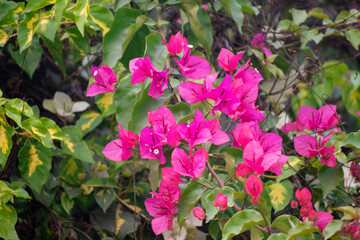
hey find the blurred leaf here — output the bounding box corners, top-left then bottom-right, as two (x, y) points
(24, 0), (55, 12)
(0, 29), (8, 47)
(148, 158), (160, 192)
(343, 85), (360, 117)
(318, 166), (343, 197)
(287, 221), (318, 240)
(144, 33), (168, 70)
(277, 156), (303, 182)
(166, 102), (192, 123)
(209, 220), (221, 240)
(335, 206), (359, 220)
(85, 178), (117, 188)
(8, 37), (43, 78)
(18, 142), (52, 193)
(37, 15), (57, 42)
(54, 0), (68, 24)
(308, 8), (329, 19)
(0, 204), (18, 240)
(222, 210), (264, 240)
(341, 132), (360, 148)
(94, 188), (116, 213)
(266, 181), (293, 213)
(292, 8), (307, 25)
(103, 8), (145, 67)
(60, 157), (83, 185)
(345, 29), (360, 51)
(0, 123), (14, 168)
(268, 233), (287, 240)
(177, 180), (207, 228)
(322, 220), (343, 240)
(42, 35), (65, 73)
(61, 192), (74, 215)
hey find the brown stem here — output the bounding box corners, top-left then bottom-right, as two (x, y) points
(257, 203), (271, 235)
(206, 161), (225, 189)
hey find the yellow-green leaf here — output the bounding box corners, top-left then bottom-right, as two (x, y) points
(75, 111), (102, 135)
(266, 180), (293, 213)
(22, 118), (55, 149)
(17, 12), (39, 53)
(0, 123), (14, 168)
(95, 92), (116, 117)
(74, 0), (90, 36)
(18, 142), (52, 192)
(89, 4), (113, 36)
(0, 29), (8, 47)
(24, 0), (56, 12)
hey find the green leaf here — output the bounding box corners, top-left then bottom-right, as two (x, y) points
(268, 233), (287, 240)
(60, 157), (83, 185)
(205, 187), (235, 222)
(178, 0), (212, 54)
(177, 180), (207, 228)
(130, 88), (171, 133)
(17, 12), (39, 53)
(222, 210), (264, 240)
(65, 26), (90, 61)
(24, 0), (55, 12)
(37, 16), (57, 42)
(322, 220), (343, 240)
(292, 8), (307, 25)
(0, 203), (18, 240)
(148, 158), (160, 192)
(103, 8), (145, 67)
(95, 92), (116, 117)
(54, 0), (69, 24)
(277, 156), (303, 182)
(343, 85), (360, 117)
(8, 37), (43, 78)
(144, 33), (168, 70)
(89, 4), (114, 36)
(308, 8), (329, 19)
(75, 111), (102, 135)
(218, 0), (244, 33)
(341, 132), (360, 148)
(61, 192), (74, 215)
(22, 118), (55, 149)
(271, 215), (299, 233)
(345, 29), (360, 51)
(287, 221), (319, 240)
(18, 142), (52, 193)
(42, 35), (65, 73)
(266, 180), (293, 213)
(166, 102), (192, 122)
(318, 165), (343, 197)
(73, 0), (89, 36)
(114, 74), (142, 129)
(95, 188), (116, 213)
(39, 117), (65, 141)
(350, 71), (360, 90)
(220, 151), (236, 176)
(0, 123), (14, 168)
(61, 126), (94, 163)
(85, 178), (117, 188)
(0, 29), (8, 47)
(209, 220), (221, 240)
(335, 206), (359, 220)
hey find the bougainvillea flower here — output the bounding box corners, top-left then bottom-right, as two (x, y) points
(160, 31), (185, 56)
(171, 148), (208, 178)
(139, 126), (166, 164)
(350, 161), (360, 179)
(157, 179), (181, 203)
(229, 102), (266, 122)
(207, 119), (230, 145)
(212, 192), (227, 210)
(161, 167), (184, 184)
(295, 188), (312, 207)
(193, 207), (206, 220)
(250, 33), (272, 57)
(102, 123), (139, 161)
(315, 211), (334, 231)
(129, 57), (169, 98)
(290, 200), (298, 209)
(281, 105), (339, 133)
(174, 40), (212, 79)
(234, 59), (263, 86)
(177, 109), (212, 148)
(245, 174), (263, 204)
(144, 197), (177, 235)
(178, 72), (218, 104)
(294, 134), (337, 167)
(148, 106), (181, 146)
(217, 48), (244, 73)
(230, 121), (262, 149)
(86, 65), (117, 96)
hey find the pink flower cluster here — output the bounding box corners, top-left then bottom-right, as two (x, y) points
(291, 188), (333, 231)
(231, 121), (288, 177)
(282, 105), (340, 167)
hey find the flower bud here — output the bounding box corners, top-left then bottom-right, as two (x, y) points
(193, 207), (206, 220)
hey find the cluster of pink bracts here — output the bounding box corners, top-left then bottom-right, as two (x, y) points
(86, 31), (341, 235)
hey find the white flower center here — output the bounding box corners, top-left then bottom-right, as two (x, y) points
(154, 149), (159, 155)
(188, 44), (193, 48)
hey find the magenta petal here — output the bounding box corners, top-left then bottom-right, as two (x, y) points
(178, 81), (204, 104)
(296, 106), (318, 131)
(245, 174), (263, 204)
(191, 148), (208, 178)
(182, 56), (212, 79)
(243, 140), (264, 165)
(281, 122), (301, 133)
(86, 82), (112, 96)
(316, 211), (333, 231)
(236, 163), (254, 178)
(261, 133), (282, 154)
(294, 135), (319, 158)
(171, 148), (192, 177)
(217, 48), (234, 72)
(151, 215), (168, 235)
(102, 139), (132, 161)
(319, 146), (337, 167)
